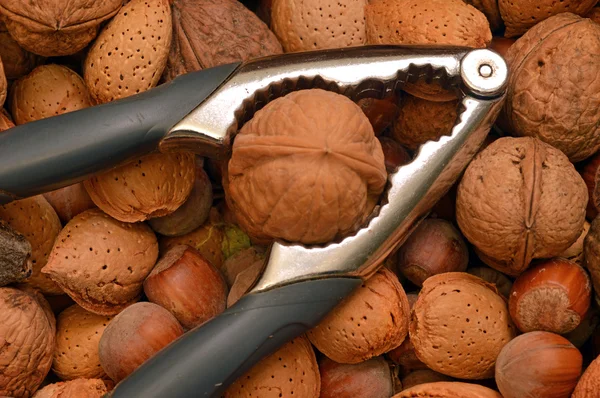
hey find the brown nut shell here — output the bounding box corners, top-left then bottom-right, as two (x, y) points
(409, 272), (516, 379)
(456, 136), (588, 276)
(587, 7), (600, 23)
(400, 370), (453, 391)
(572, 354), (600, 397)
(0, 57), (5, 108)
(499, 0), (596, 38)
(32, 378), (108, 398)
(0, 196), (63, 295)
(559, 220), (590, 264)
(0, 23), (43, 80)
(226, 88), (386, 245)
(0, 287), (56, 398)
(271, 0), (366, 52)
(465, 0), (503, 32)
(394, 381), (502, 398)
(224, 335), (320, 398)
(583, 216), (600, 306)
(164, 0), (282, 81)
(42, 209), (159, 315)
(43, 183), (96, 224)
(84, 152), (196, 223)
(83, 0), (172, 104)
(466, 267), (512, 298)
(10, 64), (91, 125)
(0, 1), (122, 57)
(307, 268), (410, 364)
(501, 13), (600, 162)
(53, 305), (113, 380)
(0, 109), (14, 131)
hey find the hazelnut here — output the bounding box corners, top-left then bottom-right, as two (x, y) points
(319, 356), (400, 398)
(495, 331), (582, 398)
(307, 268), (410, 364)
(509, 258), (591, 334)
(400, 370), (453, 390)
(225, 335), (320, 397)
(271, 0), (366, 52)
(378, 137), (411, 174)
(32, 378), (109, 398)
(358, 97), (400, 136)
(394, 381), (502, 398)
(225, 88), (386, 245)
(572, 353), (600, 397)
(53, 305), (113, 380)
(144, 245), (228, 329)
(84, 152), (196, 223)
(501, 13), (600, 162)
(42, 209), (159, 315)
(467, 267), (513, 299)
(43, 183), (96, 224)
(456, 136), (588, 276)
(397, 218), (469, 287)
(409, 272), (516, 379)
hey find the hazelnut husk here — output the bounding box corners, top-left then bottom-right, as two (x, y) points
(409, 272), (516, 379)
(397, 218), (469, 287)
(456, 136), (588, 276)
(99, 302), (183, 383)
(43, 183), (96, 224)
(307, 268), (410, 364)
(394, 382), (502, 398)
(143, 245), (228, 329)
(378, 137), (411, 174)
(32, 378), (109, 398)
(572, 353), (600, 397)
(495, 331), (582, 398)
(509, 258), (591, 334)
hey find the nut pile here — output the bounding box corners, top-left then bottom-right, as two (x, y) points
(1, 0), (600, 397)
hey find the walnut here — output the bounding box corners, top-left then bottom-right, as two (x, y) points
(225, 88), (387, 245)
(501, 13), (600, 162)
(456, 137), (588, 276)
(0, 22), (44, 80)
(0, 0), (122, 57)
(499, 0), (596, 38)
(164, 0), (282, 81)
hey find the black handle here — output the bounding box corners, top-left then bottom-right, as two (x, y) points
(0, 62), (240, 203)
(108, 277), (362, 398)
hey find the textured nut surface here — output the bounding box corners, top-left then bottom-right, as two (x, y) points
(499, 0), (596, 37)
(465, 0), (503, 31)
(0, 0), (122, 56)
(83, 0), (172, 104)
(43, 183), (96, 224)
(394, 381), (502, 398)
(10, 64), (91, 125)
(0, 220), (32, 288)
(587, 7), (600, 23)
(409, 273), (516, 379)
(392, 95), (458, 150)
(84, 152), (196, 223)
(502, 13), (600, 162)
(42, 209), (159, 315)
(164, 0), (282, 81)
(0, 110), (14, 131)
(307, 268), (410, 364)
(572, 354), (600, 397)
(0, 23), (44, 80)
(456, 137), (588, 276)
(583, 216), (600, 304)
(53, 305), (113, 380)
(226, 89), (386, 245)
(225, 335), (320, 398)
(32, 378), (108, 398)
(0, 196), (62, 295)
(0, 287), (55, 398)
(271, 0), (366, 52)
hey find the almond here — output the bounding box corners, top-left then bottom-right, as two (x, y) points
(83, 0), (172, 104)
(32, 378), (109, 398)
(43, 183), (97, 224)
(10, 64), (92, 125)
(394, 381), (502, 398)
(42, 209), (159, 315)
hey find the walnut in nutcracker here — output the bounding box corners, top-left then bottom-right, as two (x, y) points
(164, 0), (282, 81)
(42, 209), (159, 315)
(226, 88), (386, 245)
(456, 137), (588, 276)
(501, 13), (600, 162)
(0, 0), (122, 57)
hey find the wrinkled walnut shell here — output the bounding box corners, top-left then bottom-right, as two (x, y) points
(0, 22), (44, 80)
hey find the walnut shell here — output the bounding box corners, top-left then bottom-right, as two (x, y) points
(394, 382), (502, 398)
(392, 94), (458, 150)
(0, 23), (44, 80)
(42, 209), (159, 315)
(501, 13), (600, 162)
(271, 0), (366, 52)
(83, 0), (172, 104)
(32, 378), (108, 398)
(53, 305), (113, 380)
(465, 0), (503, 32)
(0, 196), (63, 295)
(499, 0), (596, 37)
(84, 152), (196, 223)
(226, 89), (386, 245)
(0, 287), (55, 398)
(583, 216), (600, 305)
(10, 64), (91, 125)
(409, 273), (516, 379)
(0, 0), (122, 57)
(572, 354), (600, 397)
(164, 0), (282, 81)
(225, 335), (320, 397)
(456, 137), (588, 276)
(307, 268), (410, 364)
